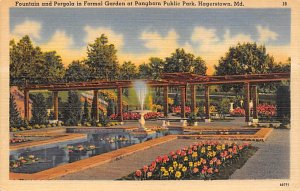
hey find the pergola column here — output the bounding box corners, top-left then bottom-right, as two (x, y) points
(244, 82), (251, 123)
(24, 89), (29, 121)
(53, 91), (59, 121)
(204, 85), (211, 123)
(117, 87), (123, 122)
(92, 90), (99, 121)
(163, 86), (169, 117)
(251, 85), (258, 123)
(190, 85), (196, 114)
(180, 86), (186, 118)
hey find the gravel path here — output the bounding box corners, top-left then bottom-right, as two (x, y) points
(231, 129), (290, 179)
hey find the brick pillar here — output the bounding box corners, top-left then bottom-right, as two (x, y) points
(252, 85), (258, 120)
(244, 83), (251, 123)
(117, 87), (123, 122)
(24, 89), (29, 121)
(53, 91), (59, 120)
(190, 85), (196, 114)
(92, 90), (99, 121)
(163, 86), (169, 117)
(204, 85), (210, 122)
(180, 86), (186, 118)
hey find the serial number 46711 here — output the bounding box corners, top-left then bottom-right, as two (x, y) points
(280, 183), (289, 187)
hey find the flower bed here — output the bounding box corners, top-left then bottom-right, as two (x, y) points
(172, 106), (191, 114)
(121, 141), (257, 180)
(230, 104), (276, 118)
(109, 112), (164, 120)
(10, 138), (31, 144)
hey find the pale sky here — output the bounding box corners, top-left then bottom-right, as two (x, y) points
(10, 8), (291, 74)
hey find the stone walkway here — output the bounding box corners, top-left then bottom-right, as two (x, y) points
(231, 129), (290, 179)
(59, 129), (290, 180)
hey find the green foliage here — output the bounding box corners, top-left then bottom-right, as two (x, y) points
(42, 51), (65, 83)
(148, 57), (165, 79)
(215, 43), (276, 93)
(99, 113), (110, 127)
(30, 93), (48, 125)
(9, 94), (23, 128)
(173, 93), (180, 107)
(10, 36), (65, 85)
(164, 48), (207, 75)
(187, 112), (197, 126)
(217, 98), (231, 119)
(107, 99), (115, 117)
(86, 34), (119, 81)
(138, 63), (152, 79)
(63, 91), (82, 126)
(64, 60), (91, 82)
(81, 98), (90, 124)
(119, 61), (138, 80)
(276, 86), (290, 124)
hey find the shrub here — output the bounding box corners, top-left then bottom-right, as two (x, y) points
(97, 123), (102, 127)
(33, 124), (40, 129)
(47, 124), (52, 128)
(40, 124), (46, 128)
(30, 93), (48, 125)
(187, 113), (197, 126)
(10, 94), (23, 128)
(19, 127), (26, 131)
(26, 126), (33, 130)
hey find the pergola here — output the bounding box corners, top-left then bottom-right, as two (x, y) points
(23, 72), (290, 123)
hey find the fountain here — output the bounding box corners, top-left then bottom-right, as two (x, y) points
(130, 80), (155, 138)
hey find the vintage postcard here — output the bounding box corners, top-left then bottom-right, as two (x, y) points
(0, 0), (300, 190)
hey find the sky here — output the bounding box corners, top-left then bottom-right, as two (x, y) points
(10, 8), (291, 74)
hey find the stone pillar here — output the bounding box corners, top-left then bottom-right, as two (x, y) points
(24, 89), (30, 121)
(204, 85), (211, 123)
(251, 85), (258, 123)
(53, 91), (59, 121)
(117, 87), (123, 122)
(244, 83), (251, 123)
(163, 86), (169, 117)
(92, 90), (99, 121)
(180, 86), (186, 118)
(190, 85), (196, 114)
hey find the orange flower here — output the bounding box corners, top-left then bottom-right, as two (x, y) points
(193, 167), (199, 173)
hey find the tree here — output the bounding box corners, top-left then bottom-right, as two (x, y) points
(63, 91), (82, 126)
(193, 57), (207, 75)
(215, 42), (276, 93)
(81, 98), (90, 124)
(138, 63), (152, 79)
(10, 94), (23, 128)
(106, 99), (115, 117)
(164, 48), (207, 75)
(10, 36), (44, 86)
(42, 51), (65, 83)
(148, 57), (165, 79)
(30, 93), (48, 124)
(86, 34), (119, 81)
(10, 36), (65, 85)
(64, 60), (91, 82)
(119, 61), (138, 80)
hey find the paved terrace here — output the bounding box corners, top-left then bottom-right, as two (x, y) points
(59, 129), (289, 180)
